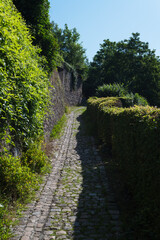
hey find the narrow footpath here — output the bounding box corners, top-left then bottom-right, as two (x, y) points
(11, 107), (122, 240)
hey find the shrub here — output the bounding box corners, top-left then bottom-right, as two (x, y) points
(96, 84), (149, 107)
(21, 138), (51, 174)
(96, 83), (127, 97)
(0, 204), (12, 239)
(0, 154), (39, 200)
(134, 93), (149, 106)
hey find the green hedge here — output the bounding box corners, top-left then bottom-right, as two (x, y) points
(87, 97), (160, 239)
(87, 97), (122, 149)
(96, 83), (149, 107)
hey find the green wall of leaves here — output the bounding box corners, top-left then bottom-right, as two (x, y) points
(0, 0), (49, 150)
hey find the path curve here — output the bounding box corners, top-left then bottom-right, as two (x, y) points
(11, 107), (121, 240)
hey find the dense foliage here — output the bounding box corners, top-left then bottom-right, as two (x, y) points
(96, 83), (148, 106)
(0, 153), (39, 199)
(13, 0), (61, 72)
(0, 0), (49, 150)
(87, 97), (160, 239)
(52, 22), (88, 81)
(13, 0), (88, 76)
(96, 83), (127, 97)
(84, 33), (160, 106)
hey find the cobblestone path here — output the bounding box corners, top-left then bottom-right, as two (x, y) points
(11, 107), (122, 240)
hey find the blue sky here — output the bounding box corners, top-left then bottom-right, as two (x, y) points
(49, 0), (160, 61)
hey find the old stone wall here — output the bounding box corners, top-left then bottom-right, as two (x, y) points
(44, 67), (82, 140)
(58, 67), (82, 106)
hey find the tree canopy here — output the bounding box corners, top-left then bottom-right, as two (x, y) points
(84, 33), (160, 106)
(13, 0), (61, 72)
(52, 22), (88, 80)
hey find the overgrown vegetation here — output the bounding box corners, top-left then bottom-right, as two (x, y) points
(84, 33), (160, 106)
(0, 200), (14, 239)
(87, 97), (160, 239)
(21, 138), (51, 174)
(0, 148), (49, 239)
(0, 154), (39, 200)
(0, 0), (50, 150)
(0, 0), (52, 237)
(50, 114), (67, 139)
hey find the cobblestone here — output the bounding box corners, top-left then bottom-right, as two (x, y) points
(11, 107), (122, 240)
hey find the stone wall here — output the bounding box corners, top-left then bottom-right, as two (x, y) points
(58, 67), (82, 106)
(44, 67), (82, 140)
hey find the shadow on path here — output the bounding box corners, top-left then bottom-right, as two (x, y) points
(72, 111), (120, 240)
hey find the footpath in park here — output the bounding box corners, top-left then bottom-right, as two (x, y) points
(11, 107), (122, 240)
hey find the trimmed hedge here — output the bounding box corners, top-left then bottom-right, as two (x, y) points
(87, 97), (160, 239)
(87, 97), (122, 149)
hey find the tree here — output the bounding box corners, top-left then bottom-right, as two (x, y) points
(83, 40), (117, 96)
(52, 22), (88, 81)
(84, 33), (160, 106)
(13, 0), (60, 72)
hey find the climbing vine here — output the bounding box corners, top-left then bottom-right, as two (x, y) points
(0, 0), (49, 150)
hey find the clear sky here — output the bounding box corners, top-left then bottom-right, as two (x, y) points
(49, 0), (160, 61)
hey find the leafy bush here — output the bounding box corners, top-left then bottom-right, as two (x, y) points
(96, 84), (148, 107)
(134, 93), (149, 106)
(0, 204), (12, 239)
(96, 83), (127, 97)
(21, 139), (51, 174)
(87, 97), (123, 109)
(0, 0), (49, 150)
(87, 97), (160, 239)
(0, 154), (39, 200)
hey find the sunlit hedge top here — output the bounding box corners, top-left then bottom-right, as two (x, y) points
(0, 0), (49, 149)
(87, 97), (123, 109)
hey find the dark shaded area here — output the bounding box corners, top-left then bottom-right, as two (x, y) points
(78, 109), (159, 240)
(72, 111), (120, 240)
